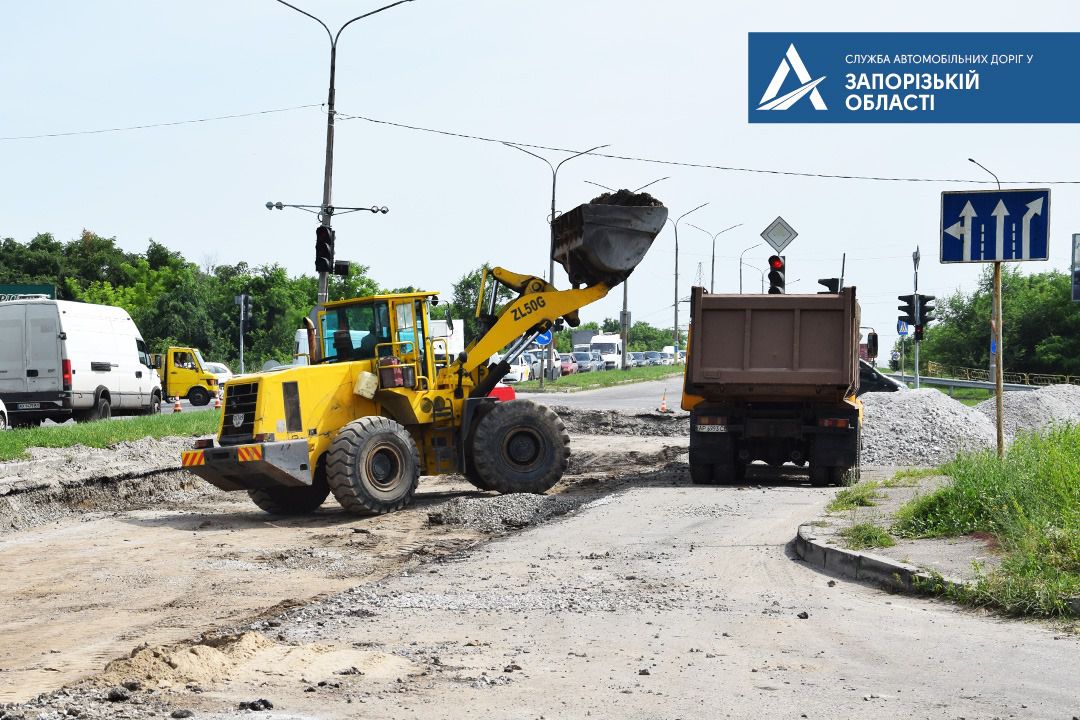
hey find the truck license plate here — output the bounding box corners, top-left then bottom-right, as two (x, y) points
(18, 402), (41, 410)
(695, 424), (727, 432)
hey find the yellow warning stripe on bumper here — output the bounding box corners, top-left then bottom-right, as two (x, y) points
(181, 450), (205, 467)
(237, 445), (264, 462)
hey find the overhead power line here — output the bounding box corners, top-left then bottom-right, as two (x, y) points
(0, 103), (321, 141)
(337, 111), (1080, 185)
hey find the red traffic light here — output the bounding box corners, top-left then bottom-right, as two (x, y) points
(768, 255), (784, 270)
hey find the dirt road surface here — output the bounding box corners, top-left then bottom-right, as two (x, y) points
(2, 426), (1077, 719)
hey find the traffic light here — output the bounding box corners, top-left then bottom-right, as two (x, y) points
(898, 294), (917, 325)
(917, 294), (936, 324)
(817, 278), (841, 293)
(1074, 268), (1080, 302)
(243, 295), (254, 333)
(767, 255), (785, 294)
(914, 324), (924, 342)
(315, 225), (335, 273)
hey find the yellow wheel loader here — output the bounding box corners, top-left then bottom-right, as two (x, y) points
(181, 199), (668, 514)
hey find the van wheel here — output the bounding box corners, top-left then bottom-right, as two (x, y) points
(188, 387), (211, 407)
(93, 398), (112, 421)
(144, 391), (162, 416)
(0, 413), (7, 431)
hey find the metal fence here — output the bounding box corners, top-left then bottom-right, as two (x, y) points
(925, 361), (1080, 386)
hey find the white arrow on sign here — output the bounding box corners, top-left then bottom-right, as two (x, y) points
(944, 201), (978, 261)
(1020, 196), (1044, 260)
(991, 199), (1009, 261)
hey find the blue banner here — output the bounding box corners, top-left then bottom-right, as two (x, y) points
(748, 33), (1080, 123)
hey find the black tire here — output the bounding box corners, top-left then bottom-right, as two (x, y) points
(809, 464), (831, 487)
(327, 417), (420, 514)
(85, 397), (111, 422)
(462, 406), (497, 492)
(247, 459), (330, 515)
(188, 386), (211, 407)
(143, 391), (162, 416)
(689, 462), (714, 485)
(0, 412), (7, 431)
(470, 400), (569, 494)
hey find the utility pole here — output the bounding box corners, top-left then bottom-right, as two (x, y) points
(235, 294), (246, 374)
(913, 246), (921, 389)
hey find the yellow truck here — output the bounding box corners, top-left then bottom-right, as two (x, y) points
(181, 198), (667, 515)
(151, 347), (219, 406)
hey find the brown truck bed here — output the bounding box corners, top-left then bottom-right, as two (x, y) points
(684, 286), (860, 404)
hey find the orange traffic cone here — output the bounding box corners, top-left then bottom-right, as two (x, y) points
(213, 394), (222, 410)
(658, 391), (669, 413)
(172, 398), (182, 413)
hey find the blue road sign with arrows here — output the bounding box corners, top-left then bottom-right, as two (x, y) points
(535, 330), (553, 346)
(941, 189), (1050, 263)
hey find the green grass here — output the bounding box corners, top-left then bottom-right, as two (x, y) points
(840, 522), (896, 550)
(933, 386), (993, 407)
(826, 480), (884, 512)
(515, 365), (682, 392)
(883, 467), (941, 488)
(893, 424), (1080, 617)
(0, 412), (220, 462)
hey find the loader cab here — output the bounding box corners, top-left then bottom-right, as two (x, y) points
(319, 293), (437, 388)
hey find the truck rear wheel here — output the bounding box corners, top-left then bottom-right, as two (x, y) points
(471, 400), (569, 494)
(327, 417), (420, 514)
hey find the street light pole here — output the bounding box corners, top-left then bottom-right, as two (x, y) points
(503, 142), (609, 386)
(688, 223), (743, 293)
(738, 242), (764, 294)
(670, 203), (709, 359)
(274, 0), (416, 306)
(969, 156), (1006, 459)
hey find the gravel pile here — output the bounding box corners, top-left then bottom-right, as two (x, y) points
(427, 494), (582, 533)
(974, 384), (1080, 439)
(552, 407), (689, 437)
(861, 389), (996, 466)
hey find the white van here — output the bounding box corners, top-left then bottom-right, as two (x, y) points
(0, 298), (162, 426)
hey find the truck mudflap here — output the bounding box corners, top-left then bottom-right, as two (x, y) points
(180, 439), (312, 492)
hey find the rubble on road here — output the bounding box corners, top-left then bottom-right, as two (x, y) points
(428, 494), (582, 534)
(974, 384), (1080, 440)
(860, 389), (996, 466)
(551, 407), (688, 437)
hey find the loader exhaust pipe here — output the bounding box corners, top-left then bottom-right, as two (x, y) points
(304, 316), (320, 364)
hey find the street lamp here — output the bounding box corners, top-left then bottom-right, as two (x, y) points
(688, 223), (743, 293)
(738, 242), (764, 294)
(503, 142), (609, 386)
(743, 263), (766, 293)
(583, 177), (670, 369)
(670, 202), (709, 357)
(273, 0), (417, 305)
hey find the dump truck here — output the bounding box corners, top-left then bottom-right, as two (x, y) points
(181, 199), (668, 514)
(681, 285), (872, 486)
(151, 347), (219, 406)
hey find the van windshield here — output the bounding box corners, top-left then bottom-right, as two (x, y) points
(592, 343), (618, 354)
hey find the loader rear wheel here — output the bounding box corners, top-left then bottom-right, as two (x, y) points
(327, 417), (420, 514)
(471, 400), (569, 494)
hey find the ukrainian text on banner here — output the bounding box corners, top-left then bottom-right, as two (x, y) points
(748, 33), (1080, 123)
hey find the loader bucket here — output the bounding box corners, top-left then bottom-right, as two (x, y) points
(552, 203), (669, 287)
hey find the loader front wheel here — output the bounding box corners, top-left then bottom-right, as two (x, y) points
(327, 417), (420, 514)
(471, 400), (569, 494)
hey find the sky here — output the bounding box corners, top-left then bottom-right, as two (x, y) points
(3, 0), (1079, 353)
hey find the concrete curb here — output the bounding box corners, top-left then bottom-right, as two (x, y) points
(794, 523), (966, 595)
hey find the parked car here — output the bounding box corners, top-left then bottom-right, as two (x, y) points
(590, 351), (606, 372)
(659, 352), (675, 366)
(502, 354), (531, 383)
(643, 351), (662, 366)
(857, 359), (906, 395)
(525, 347), (560, 380)
(560, 353), (578, 375)
(630, 351), (646, 368)
(202, 361), (233, 386)
(572, 351), (593, 373)
(0, 397), (7, 431)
